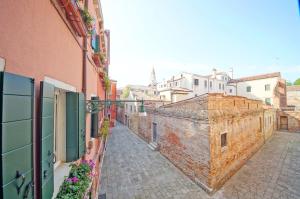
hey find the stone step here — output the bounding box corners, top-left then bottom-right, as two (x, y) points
(148, 142), (158, 151)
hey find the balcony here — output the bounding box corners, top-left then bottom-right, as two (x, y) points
(59, 0), (87, 37)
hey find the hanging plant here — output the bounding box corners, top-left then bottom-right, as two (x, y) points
(104, 73), (110, 92)
(99, 53), (106, 64)
(100, 118), (110, 139)
(79, 8), (94, 34)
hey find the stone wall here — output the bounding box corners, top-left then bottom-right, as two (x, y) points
(208, 94), (266, 190)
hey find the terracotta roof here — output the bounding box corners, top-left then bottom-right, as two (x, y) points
(287, 85), (300, 91)
(229, 72), (281, 83)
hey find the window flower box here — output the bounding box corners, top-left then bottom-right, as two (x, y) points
(58, 0), (88, 37)
(55, 159), (96, 199)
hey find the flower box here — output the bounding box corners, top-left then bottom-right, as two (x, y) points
(55, 159), (96, 199)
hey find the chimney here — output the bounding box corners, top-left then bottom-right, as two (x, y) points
(212, 68), (217, 78)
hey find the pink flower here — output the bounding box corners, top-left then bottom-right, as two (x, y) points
(72, 177), (79, 183)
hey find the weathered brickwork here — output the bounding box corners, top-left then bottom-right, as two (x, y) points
(122, 94), (277, 193)
(263, 108), (277, 140)
(208, 94), (276, 190)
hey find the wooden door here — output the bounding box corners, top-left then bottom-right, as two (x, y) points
(280, 116), (288, 130)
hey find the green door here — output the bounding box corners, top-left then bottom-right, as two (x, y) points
(40, 82), (54, 199)
(0, 72), (34, 199)
(66, 92), (86, 161)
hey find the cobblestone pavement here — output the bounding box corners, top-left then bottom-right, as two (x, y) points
(99, 123), (300, 199)
(99, 123), (210, 199)
(218, 131), (300, 199)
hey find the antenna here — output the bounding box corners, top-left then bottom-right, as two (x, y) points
(229, 67), (233, 79)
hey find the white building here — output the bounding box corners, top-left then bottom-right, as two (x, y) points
(120, 85), (168, 126)
(157, 69), (286, 107)
(157, 69), (233, 102)
(287, 85), (300, 109)
(228, 72), (286, 108)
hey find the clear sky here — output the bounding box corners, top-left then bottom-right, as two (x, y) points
(101, 0), (300, 87)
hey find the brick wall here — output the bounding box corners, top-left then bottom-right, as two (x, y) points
(126, 94), (277, 192)
(208, 94), (271, 190)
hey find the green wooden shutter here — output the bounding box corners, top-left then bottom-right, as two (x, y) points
(40, 82), (54, 199)
(78, 93), (86, 156)
(66, 92), (86, 161)
(95, 35), (100, 52)
(91, 96), (99, 138)
(0, 72), (34, 199)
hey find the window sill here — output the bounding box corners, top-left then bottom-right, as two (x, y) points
(53, 163), (71, 198)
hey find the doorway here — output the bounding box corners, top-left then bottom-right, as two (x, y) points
(152, 123), (157, 143)
(280, 116), (288, 130)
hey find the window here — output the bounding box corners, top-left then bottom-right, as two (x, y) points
(130, 105), (132, 112)
(265, 98), (271, 105)
(265, 84), (270, 91)
(204, 80), (208, 88)
(210, 81), (212, 88)
(175, 82), (178, 86)
(221, 133), (227, 148)
(259, 117), (262, 132)
(246, 86), (251, 92)
(229, 89), (232, 93)
(194, 79), (199, 86)
(222, 84), (224, 90)
(219, 83), (221, 89)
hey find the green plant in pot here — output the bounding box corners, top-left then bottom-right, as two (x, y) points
(100, 118), (110, 139)
(79, 8), (94, 34)
(104, 73), (110, 92)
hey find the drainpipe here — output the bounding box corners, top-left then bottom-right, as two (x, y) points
(82, 0), (88, 96)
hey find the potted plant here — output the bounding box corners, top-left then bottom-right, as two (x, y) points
(104, 73), (110, 92)
(100, 118), (110, 139)
(79, 8), (94, 34)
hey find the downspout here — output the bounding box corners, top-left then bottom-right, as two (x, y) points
(82, 0), (88, 96)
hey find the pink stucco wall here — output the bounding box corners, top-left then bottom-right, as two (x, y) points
(0, 0), (105, 198)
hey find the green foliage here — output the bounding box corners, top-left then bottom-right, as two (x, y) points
(56, 160), (95, 199)
(294, 78), (300, 85)
(121, 86), (130, 99)
(79, 8), (94, 34)
(104, 73), (111, 91)
(100, 118), (110, 139)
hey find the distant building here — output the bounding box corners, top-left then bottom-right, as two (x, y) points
(157, 69), (232, 102)
(287, 85), (300, 109)
(149, 67), (158, 88)
(119, 85), (167, 126)
(157, 69), (287, 107)
(229, 72), (287, 108)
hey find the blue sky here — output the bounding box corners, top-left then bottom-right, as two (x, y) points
(101, 0), (300, 87)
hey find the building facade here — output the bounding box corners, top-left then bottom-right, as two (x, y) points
(0, 0), (113, 198)
(125, 94), (277, 193)
(157, 70), (286, 107)
(229, 72), (287, 108)
(157, 69), (232, 102)
(287, 85), (300, 109)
